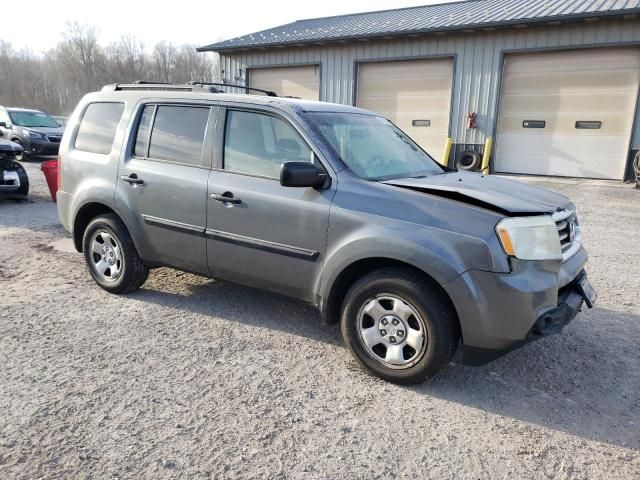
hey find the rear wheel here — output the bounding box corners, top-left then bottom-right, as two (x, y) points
(341, 267), (459, 384)
(82, 214), (149, 294)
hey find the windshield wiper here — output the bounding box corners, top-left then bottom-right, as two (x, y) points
(394, 132), (418, 151)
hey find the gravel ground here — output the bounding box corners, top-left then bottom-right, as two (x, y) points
(1, 161), (639, 479)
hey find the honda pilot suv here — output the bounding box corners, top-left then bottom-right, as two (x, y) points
(57, 83), (596, 384)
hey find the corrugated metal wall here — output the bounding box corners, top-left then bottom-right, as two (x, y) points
(219, 18), (640, 148)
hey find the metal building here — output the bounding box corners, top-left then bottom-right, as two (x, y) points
(198, 0), (640, 180)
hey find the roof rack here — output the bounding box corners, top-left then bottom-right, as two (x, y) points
(186, 81), (278, 97)
(102, 81), (218, 93)
(101, 81), (278, 97)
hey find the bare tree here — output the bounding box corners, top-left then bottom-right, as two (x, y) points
(0, 23), (217, 114)
(151, 41), (178, 83)
(57, 22), (106, 95)
(105, 35), (148, 83)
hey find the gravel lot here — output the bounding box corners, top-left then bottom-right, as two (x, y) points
(1, 161), (639, 479)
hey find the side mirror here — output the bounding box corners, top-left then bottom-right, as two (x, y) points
(0, 122), (7, 129)
(280, 161), (327, 188)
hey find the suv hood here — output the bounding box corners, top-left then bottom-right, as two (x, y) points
(382, 171), (570, 215)
(22, 126), (65, 135)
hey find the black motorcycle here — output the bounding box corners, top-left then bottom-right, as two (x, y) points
(0, 138), (29, 200)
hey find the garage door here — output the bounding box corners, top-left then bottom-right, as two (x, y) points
(356, 58), (453, 156)
(248, 65), (320, 100)
(496, 48), (640, 179)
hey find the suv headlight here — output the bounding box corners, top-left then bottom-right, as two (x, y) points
(26, 130), (46, 140)
(496, 216), (561, 260)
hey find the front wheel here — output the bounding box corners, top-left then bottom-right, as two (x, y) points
(341, 268), (460, 385)
(82, 214), (149, 294)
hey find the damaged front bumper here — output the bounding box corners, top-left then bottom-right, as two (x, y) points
(444, 246), (595, 366)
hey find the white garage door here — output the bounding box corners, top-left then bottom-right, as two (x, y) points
(496, 48), (640, 179)
(356, 58), (453, 156)
(248, 65), (320, 100)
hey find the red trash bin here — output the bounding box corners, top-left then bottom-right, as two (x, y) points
(41, 159), (59, 202)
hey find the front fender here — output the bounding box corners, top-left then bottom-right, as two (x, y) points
(317, 219), (496, 311)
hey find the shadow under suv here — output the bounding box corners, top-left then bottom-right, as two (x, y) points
(56, 82), (596, 384)
(0, 107), (65, 157)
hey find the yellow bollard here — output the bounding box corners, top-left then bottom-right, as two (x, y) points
(481, 137), (493, 174)
(442, 137), (453, 167)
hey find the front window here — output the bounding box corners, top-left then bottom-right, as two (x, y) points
(8, 110), (60, 128)
(307, 113), (443, 181)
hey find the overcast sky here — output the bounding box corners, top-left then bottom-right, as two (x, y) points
(6, 0), (459, 52)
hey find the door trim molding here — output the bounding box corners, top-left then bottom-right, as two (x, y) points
(142, 215), (205, 235)
(205, 228), (319, 261)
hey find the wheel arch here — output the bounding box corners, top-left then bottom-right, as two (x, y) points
(72, 202), (122, 252)
(320, 257), (461, 340)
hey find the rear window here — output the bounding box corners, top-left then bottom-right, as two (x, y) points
(147, 105), (209, 166)
(75, 102), (125, 155)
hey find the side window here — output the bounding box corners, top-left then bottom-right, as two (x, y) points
(75, 102), (125, 155)
(224, 110), (313, 178)
(147, 105), (209, 166)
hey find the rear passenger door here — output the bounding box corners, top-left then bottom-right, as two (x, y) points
(116, 103), (216, 275)
(206, 108), (334, 302)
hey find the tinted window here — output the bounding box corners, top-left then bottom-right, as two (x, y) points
(75, 103), (125, 155)
(148, 105), (209, 166)
(134, 105), (155, 157)
(224, 110), (312, 178)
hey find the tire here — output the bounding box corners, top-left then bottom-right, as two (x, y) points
(10, 160), (29, 196)
(82, 213), (149, 294)
(455, 150), (481, 171)
(340, 267), (460, 385)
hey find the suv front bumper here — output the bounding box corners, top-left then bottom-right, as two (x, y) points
(444, 246), (591, 366)
(25, 138), (60, 156)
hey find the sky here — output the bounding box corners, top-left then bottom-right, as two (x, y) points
(5, 0), (460, 52)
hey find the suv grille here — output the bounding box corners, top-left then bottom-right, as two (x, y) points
(552, 209), (580, 260)
(47, 135), (62, 143)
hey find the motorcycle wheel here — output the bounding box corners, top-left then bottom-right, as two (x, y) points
(11, 160), (29, 196)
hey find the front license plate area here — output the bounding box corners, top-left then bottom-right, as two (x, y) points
(578, 275), (597, 308)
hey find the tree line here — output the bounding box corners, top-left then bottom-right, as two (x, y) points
(0, 22), (219, 116)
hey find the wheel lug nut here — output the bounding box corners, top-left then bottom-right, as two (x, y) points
(380, 329), (387, 336)
(398, 330), (404, 337)
(392, 319), (399, 325)
(381, 318), (388, 326)
(389, 336), (396, 343)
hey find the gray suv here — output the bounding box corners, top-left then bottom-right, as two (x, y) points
(57, 83), (596, 384)
(0, 107), (65, 157)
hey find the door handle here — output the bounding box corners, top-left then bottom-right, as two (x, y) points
(211, 193), (241, 204)
(121, 174), (144, 185)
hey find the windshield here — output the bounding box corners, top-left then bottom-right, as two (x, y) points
(9, 110), (60, 128)
(307, 112), (443, 181)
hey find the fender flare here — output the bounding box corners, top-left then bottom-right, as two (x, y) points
(316, 225), (495, 322)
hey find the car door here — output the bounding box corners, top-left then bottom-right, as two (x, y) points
(115, 102), (216, 275)
(206, 107), (335, 301)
